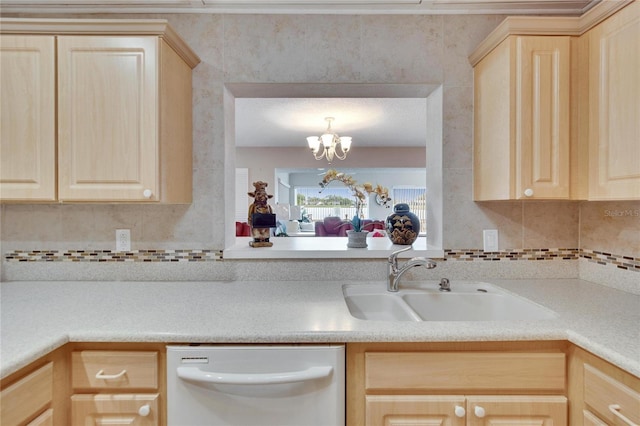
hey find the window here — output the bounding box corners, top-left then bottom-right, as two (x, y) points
(295, 186), (368, 221)
(393, 186), (426, 234)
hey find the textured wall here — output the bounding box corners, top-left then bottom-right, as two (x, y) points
(1, 13), (638, 281)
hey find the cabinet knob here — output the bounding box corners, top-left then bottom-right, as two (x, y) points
(474, 405), (486, 418)
(454, 405), (466, 417)
(523, 188), (534, 197)
(138, 404), (151, 417)
(143, 189), (153, 199)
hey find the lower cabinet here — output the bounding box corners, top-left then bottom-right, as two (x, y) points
(366, 394), (567, 426)
(568, 345), (640, 426)
(0, 362), (54, 426)
(71, 349), (161, 426)
(71, 394), (159, 425)
(347, 342), (569, 426)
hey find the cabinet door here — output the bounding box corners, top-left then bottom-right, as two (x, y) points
(466, 395), (567, 426)
(0, 35), (56, 201)
(0, 362), (53, 426)
(474, 36), (570, 200)
(366, 395), (466, 426)
(57, 36), (159, 202)
(71, 394), (158, 426)
(587, 1), (640, 200)
(516, 36), (571, 200)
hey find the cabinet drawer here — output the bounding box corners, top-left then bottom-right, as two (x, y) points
(71, 394), (158, 426)
(584, 363), (640, 425)
(0, 362), (53, 426)
(583, 410), (607, 426)
(72, 351), (158, 390)
(365, 352), (565, 392)
(27, 409), (53, 426)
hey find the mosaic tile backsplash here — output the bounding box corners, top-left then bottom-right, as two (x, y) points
(4, 248), (638, 272)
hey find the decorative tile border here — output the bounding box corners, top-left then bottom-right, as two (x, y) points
(580, 249), (640, 272)
(3, 248), (638, 272)
(443, 248), (638, 272)
(444, 248), (580, 262)
(4, 249), (223, 262)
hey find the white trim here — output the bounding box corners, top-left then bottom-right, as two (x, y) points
(0, 0), (603, 15)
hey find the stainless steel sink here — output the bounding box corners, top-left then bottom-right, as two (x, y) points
(343, 281), (557, 321)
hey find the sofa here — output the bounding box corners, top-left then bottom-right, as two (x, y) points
(314, 217), (385, 236)
(315, 217), (350, 236)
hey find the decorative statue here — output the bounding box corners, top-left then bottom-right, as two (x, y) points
(247, 181), (276, 247)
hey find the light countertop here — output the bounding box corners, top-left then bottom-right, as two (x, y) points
(1, 278), (638, 379)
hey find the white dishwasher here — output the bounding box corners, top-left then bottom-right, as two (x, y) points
(167, 344), (345, 426)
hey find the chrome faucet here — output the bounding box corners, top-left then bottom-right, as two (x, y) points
(387, 246), (437, 292)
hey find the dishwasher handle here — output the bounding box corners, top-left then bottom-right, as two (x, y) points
(177, 365), (333, 385)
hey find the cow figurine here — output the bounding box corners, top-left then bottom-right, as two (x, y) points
(247, 181), (275, 247)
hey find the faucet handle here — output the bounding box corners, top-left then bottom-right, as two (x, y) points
(439, 278), (451, 291)
(388, 245), (412, 262)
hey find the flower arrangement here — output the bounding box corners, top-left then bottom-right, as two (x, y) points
(318, 169), (391, 232)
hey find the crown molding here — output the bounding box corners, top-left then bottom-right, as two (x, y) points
(0, 17), (201, 67)
(0, 0), (601, 15)
(468, 0), (633, 66)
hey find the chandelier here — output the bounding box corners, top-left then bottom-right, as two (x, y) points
(306, 117), (352, 163)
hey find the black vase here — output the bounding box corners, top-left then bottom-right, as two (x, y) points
(386, 203), (420, 245)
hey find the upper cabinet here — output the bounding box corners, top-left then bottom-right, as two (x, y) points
(0, 19), (200, 203)
(471, 1), (639, 201)
(473, 35), (570, 201)
(0, 35), (57, 201)
(584, 1), (640, 200)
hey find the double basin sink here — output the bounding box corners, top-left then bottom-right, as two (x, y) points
(343, 281), (557, 321)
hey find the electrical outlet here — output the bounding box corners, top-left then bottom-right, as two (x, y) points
(116, 229), (131, 252)
(483, 229), (499, 252)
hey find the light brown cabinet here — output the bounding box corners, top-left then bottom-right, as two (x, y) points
(0, 35), (56, 201)
(568, 345), (640, 426)
(0, 19), (200, 203)
(366, 395), (567, 426)
(71, 350), (161, 426)
(473, 35), (571, 201)
(0, 362), (54, 426)
(472, 2), (639, 201)
(347, 342), (568, 425)
(583, 1), (640, 200)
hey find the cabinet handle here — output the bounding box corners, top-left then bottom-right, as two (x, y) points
(474, 405), (486, 418)
(138, 404), (151, 417)
(523, 188), (534, 197)
(454, 405), (466, 417)
(143, 189), (153, 199)
(95, 369), (127, 380)
(609, 404), (639, 426)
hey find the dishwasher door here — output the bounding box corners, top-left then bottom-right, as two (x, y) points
(167, 345), (345, 426)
